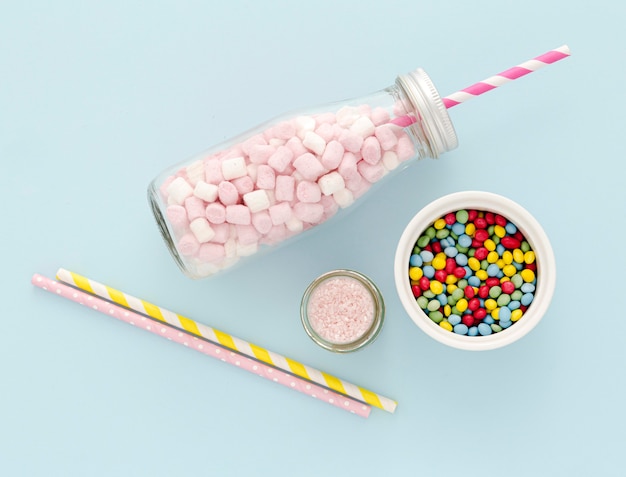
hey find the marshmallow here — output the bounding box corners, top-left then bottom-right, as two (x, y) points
(232, 176), (254, 195)
(243, 189), (270, 213)
(350, 116), (376, 138)
(333, 188), (355, 208)
(268, 202), (293, 225)
(374, 124), (399, 150)
(190, 218), (216, 243)
(256, 164), (276, 189)
(236, 241), (258, 257)
(251, 211), (273, 234)
(205, 202), (226, 224)
(357, 160), (385, 184)
(293, 153), (326, 181)
(370, 107), (391, 126)
(166, 205), (189, 231)
(224, 238), (237, 258)
(236, 224), (259, 246)
(198, 243), (226, 263)
(315, 112), (336, 125)
(178, 233), (200, 257)
(185, 160), (204, 186)
(241, 134), (267, 156)
(166, 177), (194, 205)
(268, 145), (294, 173)
(210, 222), (231, 243)
(194, 181), (219, 202)
(293, 202), (324, 223)
(396, 135), (415, 161)
(382, 150), (400, 171)
(320, 194), (339, 218)
(295, 115), (316, 138)
(285, 215), (304, 232)
(302, 131), (326, 156)
(274, 175), (295, 202)
(221, 156), (247, 180)
(336, 106), (360, 127)
(272, 121), (296, 140)
(249, 144), (275, 164)
(338, 152), (359, 180)
(361, 136), (382, 165)
(218, 181), (240, 206)
(204, 158), (224, 184)
(246, 163), (258, 183)
(285, 136), (307, 158)
(318, 171), (345, 196)
(315, 122), (335, 143)
(225, 204), (251, 225)
(296, 180), (322, 203)
(320, 140), (344, 170)
(338, 129), (364, 153)
(184, 196), (206, 221)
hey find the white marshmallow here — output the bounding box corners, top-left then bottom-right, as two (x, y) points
(350, 116), (376, 137)
(285, 216), (304, 232)
(185, 160), (205, 186)
(382, 150), (400, 171)
(295, 116), (316, 139)
(221, 156), (247, 180)
(336, 106), (360, 127)
(302, 131), (326, 155)
(333, 188), (355, 208)
(189, 217), (216, 243)
(166, 177), (194, 205)
(243, 189), (270, 213)
(237, 241), (258, 257)
(193, 181), (219, 202)
(318, 171), (346, 196)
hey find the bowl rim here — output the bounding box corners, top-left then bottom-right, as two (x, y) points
(394, 191), (556, 351)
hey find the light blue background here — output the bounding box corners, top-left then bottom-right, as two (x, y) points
(2, 1), (625, 475)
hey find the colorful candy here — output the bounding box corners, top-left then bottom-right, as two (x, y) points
(407, 209), (537, 335)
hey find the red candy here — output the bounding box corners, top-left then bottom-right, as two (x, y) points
(435, 270), (447, 282)
(464, 286), (475, 299)
(462, 315), (475, 327)
(495, 214), (507, 226)
(431, 241), (442, 253)
(474, 308), (487, 320)
(500, 236), (520, 249)
(478, 285), (490, 298)
(486, 277), (500, 288)
(474, 247), (489, 260)
(453, 267), (466, 278)
(485, 212), (495, 225)
(419, 276), (430, 291)
(501, 281), (516, 294)
(468, 297), (480, 311)
(474, 217), (487, 229)
(445, 258), (457, 274)
(474, 229), (490, 242)
(445, 212), (456, 225)
(411, 285), (422, 297)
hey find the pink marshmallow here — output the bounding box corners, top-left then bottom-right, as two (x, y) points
(272, 121), (297, 140)
(293, 153), (326, 181)
(293, 202), (324, 223)
(321, 140), (344, 170)
(251, 211), (273, 234)
(268, 202), (293, 225)
(262, 224), (290, 245)
(374, 124), (399, 150)
(315, 112), (336, 125)
(302, 131), (326, 155)
(370, 107), (391, 126)
(268, 145), (294, 173)
(274, 175), (295, 202)
(241, 134), (267, 156)
(235, 224), (259, 246)
(232, 176), (254, 195)
(396, 134), (415, 161)
(338, 152), (359, 180)
(178, 233), (200, 257)
(225, 204), (251, 225)
(296, 180), (322, 203)
(249, 144), (276, 165)
(198, 243), (226, 263)
(285, 136), (307, 158)
(357, 160), (385, 183)
(315, 123), (335, 143)
(184, 196), (206, 222)
(205, 202), (226, 224)
(218, 181), (240, 206)
(320, 194), (339, 218)
(338, 129), (364, 153)
(204, 158), (224, 185)
(210, 223), (231, 243)
(166, 205), (189, 231)
(256, 164), (276, 189)
(159, 175), (175, 198)
(361, 136), (382, 165)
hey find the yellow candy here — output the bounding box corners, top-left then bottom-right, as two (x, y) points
(468, 257), (481, 271)
(475, 269), (488, 281)
(513, 249), (524, 263)
(511, 309), (523, 322)
(456, 298), (468, 313)
(484, 239), (496, 251)
(485, 299), (497, 311)
(434, 218), (447, 230)
(503, 264), (517, 277)
(487, 251), (499, 263)
(409, 267), (423, 281)
(491, 308), (500, 320)
(496, 258), (505, 269)
(465, 223), (476, 236)
(494, 225), (506, 238)
(445, 275), (458, 285)
(432, 253), (447, 270)
(447, 284), (458, 293)
(524, 251), (536, 264)
(521, 269), (536, 283)
(502, 251), (513, 264)
(440, 320), (453, 332)
(430, 280), (444, 295)
(444, 305), (451, 317)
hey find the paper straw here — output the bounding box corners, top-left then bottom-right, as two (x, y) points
(55, 268), (397, 413)
(442, 45), (571, 108)
(32, 274), (371, 418)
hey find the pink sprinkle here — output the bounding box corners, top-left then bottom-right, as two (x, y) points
(306, 276), (375, 344)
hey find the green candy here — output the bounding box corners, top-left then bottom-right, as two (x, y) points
(425, 227), (436, 239)
(511, 290), (523, 301)
(427, 299), (441, 312)
(491, 324), (503, 333)
(435, 228), (450, 239)
(429, 311), (444, 323)
(497, 294), (511, 307)
(423, 290), (435, 299)
(489, 286), (502, 298)
(511, 274), (523, 288)
(417, 235), (430, 247)
(455, 209), (469, 224)
(416, 296), (428, 309)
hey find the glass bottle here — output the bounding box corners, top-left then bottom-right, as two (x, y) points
(148, 68), (458, 279)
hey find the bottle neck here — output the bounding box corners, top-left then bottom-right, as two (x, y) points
(394, 68), (458, 159)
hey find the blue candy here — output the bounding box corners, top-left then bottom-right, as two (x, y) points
(508, 300), (521, 310)
(468, 276), (481, 287)
(499, 320), (512, 329)
(505, 222), (517, 234)
(483, 316), (495, 325)
(496, 244), (505, 255)
(444, 246), (458, 258)
(437, 293), (448, 306)
(455, 253), (468, 266)
(521, 283), (536, 293)
(409, 254), (423, 267)
(458, 234), (472, 248)
(452, 223), (465, 235)
(521, 293), (534, 306)
(478, 323), (492, 336)
(468, 326), (479, 336)
(487, 263), (500, 277)
(453, 323), (469, 335)
(448, 315), (462, 326)
(499, 306), (512, 321)
(423, 265), (435, 278)
(420, 250), (434, 263)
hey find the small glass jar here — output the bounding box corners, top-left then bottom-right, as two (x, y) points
(149, 68), (458, 279)
(300, 269), (385, 353)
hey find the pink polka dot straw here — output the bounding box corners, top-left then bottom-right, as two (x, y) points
(32, 273), (383, 417)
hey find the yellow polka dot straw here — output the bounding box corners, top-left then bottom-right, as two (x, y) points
(55, 268), (397, 413)
(32, 274), (370, 417)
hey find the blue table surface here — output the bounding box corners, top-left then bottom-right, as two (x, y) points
(2, 1), (625, 476)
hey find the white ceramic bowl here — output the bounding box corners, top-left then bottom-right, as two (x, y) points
(394, 191), (556, 351)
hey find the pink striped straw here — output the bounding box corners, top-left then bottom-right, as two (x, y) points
(31, 274), (371, 418)
(442, 45), (571, 108)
